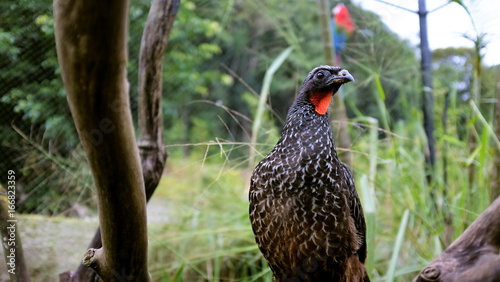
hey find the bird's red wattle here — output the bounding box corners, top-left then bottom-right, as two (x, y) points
(309, 91), (333, 115)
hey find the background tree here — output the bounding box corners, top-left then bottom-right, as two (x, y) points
(53, 0), (150, 279)
(317, 0), (353, 166)
(492, 66), (500, 201)
(54, 0), (179, 280)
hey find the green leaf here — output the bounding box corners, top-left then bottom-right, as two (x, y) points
(360, 174), (376, 277)
(249, 46), (293, 165)
(374, 73), (385, 100)
(172, 264), (185, 282)
(386, 209), (410, 282)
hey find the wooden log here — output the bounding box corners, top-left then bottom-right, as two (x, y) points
(413, 196), (500, 282)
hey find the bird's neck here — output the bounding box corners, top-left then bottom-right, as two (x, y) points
(280, 100), (338, 158)
(286, 95), (332, 126)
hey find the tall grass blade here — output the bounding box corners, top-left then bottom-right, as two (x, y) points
(478, 125), (489, 185)
(360, 174), (376, 277)
(248, 46), (294, 167)
(470, 99), (500, 151)
(151, 233), (209, 280)
(171, 264), (184, 282)
(385, 209), (410, 282)
(358, 116), (378, 277)
(365, 117), (379, 196)
(373, 73), (390, 131)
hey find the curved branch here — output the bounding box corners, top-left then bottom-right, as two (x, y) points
(138, 0), (179, 198)
(414, 195), (500, 282)
(81, 249), (104, 272)
(58, 0), (179, 281)
(54, 0), (150, 280)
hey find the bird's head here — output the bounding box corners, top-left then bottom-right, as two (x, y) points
(299, 65), (354, 115)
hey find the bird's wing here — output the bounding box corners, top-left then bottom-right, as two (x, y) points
(341, 162), (367, 263)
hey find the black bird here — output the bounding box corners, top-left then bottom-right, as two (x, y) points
(249, 66), (369, 281)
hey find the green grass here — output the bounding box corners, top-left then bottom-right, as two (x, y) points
(13, 99), (494, 281)
(147, 108), (494, 281)
(148, 155), (270, 281)
(16, 93), (493, 281)
(20, 54), (491, 280)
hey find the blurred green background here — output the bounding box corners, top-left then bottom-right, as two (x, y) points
(0, 0), (499, 281)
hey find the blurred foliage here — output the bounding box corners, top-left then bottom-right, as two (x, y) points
(0, 0), (499, 280)
(0, 0), (497, 215)
(342, 3), (420, 126)
(0, 0), (82, 215)
(0, 1), (70, 143)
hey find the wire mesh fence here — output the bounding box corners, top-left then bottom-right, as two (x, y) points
(0, 0), (148, 216)
(1, 0), (498, 217)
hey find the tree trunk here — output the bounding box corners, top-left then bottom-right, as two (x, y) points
(441, 92), (453, 246)
(491, 66), (500, 202)
(418, 0), (436, 200)
(316, 0), (352, 167)
(413, 195), (500, 282)
(57, 0), (179, 281)
(54, 0), (150, 280)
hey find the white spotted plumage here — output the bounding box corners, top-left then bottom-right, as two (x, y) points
(248, 66), (368, 281)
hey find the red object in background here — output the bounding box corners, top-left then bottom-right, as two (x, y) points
(333, 4), (354, 36)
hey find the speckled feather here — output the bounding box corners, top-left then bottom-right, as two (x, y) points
(249, 66), (368, 281)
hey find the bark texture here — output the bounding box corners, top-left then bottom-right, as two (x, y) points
(56, 0), (179, 280)
(53, 0), (150, 280)
(138, 0), (179, 199)
(413, 195), (500, 282)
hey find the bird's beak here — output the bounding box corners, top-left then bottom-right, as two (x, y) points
(330, 69), (355, 84)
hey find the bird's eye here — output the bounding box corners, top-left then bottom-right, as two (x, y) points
(315, 72), (325, 79)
